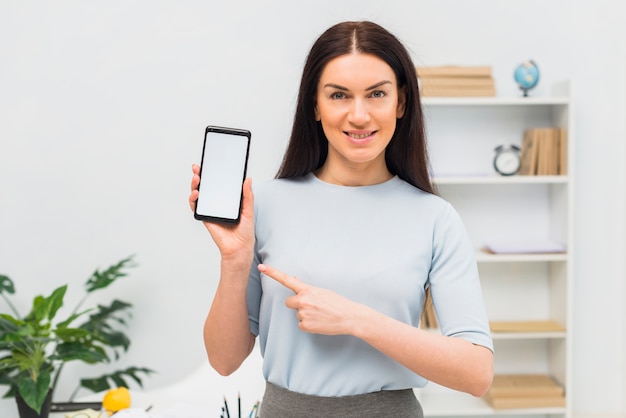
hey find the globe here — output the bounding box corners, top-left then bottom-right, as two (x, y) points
(514, 60), (539, 97)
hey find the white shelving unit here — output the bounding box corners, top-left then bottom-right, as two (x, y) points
(419, 82), (573, 418)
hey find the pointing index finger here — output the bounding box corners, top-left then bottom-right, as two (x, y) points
(258, 264), (306, 294)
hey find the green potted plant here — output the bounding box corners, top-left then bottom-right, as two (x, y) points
(0, 255), (154, 418)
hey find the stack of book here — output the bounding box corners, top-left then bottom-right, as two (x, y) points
(416, 65), (496, 97)
(483, 374), (566, 409)
(518, 127), (568, 175)
(489, 320), (566, 333)
(419, 289), (438, 329)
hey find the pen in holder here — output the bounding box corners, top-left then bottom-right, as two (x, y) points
(221, 393), (259, 418)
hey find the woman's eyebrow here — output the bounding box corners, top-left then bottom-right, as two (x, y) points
(323, 83), (349, 91)
(323, 80), (392, 91)
(365, 80), (392, 90)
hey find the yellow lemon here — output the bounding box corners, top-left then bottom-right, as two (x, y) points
(102, 386), (131, 416)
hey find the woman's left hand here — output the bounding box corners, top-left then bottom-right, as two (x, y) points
(258, 264), (361, 335)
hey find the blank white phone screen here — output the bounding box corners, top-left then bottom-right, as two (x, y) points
(196, 130), (249, 221)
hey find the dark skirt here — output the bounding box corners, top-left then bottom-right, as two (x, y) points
(260, 381), (424, 417)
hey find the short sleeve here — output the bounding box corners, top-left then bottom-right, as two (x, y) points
(429, 203), (493, 351)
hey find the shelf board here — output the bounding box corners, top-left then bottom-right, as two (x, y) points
(434, 175), (568, 185)
(491, 331), (567, 340)
(475, 252), (568, 263)
(422, 96), (569, 106)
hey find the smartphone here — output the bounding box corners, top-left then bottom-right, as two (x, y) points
(194, 125), (251, 224)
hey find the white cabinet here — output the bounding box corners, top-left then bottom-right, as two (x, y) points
(419, 82), (573, 418)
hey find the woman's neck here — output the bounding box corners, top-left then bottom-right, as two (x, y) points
(314, 163), (393, 187)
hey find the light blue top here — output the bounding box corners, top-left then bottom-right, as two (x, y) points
(246, 173), (493, 396)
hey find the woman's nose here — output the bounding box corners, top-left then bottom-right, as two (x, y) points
(348, 98), (371, 125)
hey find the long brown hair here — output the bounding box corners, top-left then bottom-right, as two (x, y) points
(276, 21), (435, 195)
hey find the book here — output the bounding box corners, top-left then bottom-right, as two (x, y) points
(536, 128), (561, 175)
(416, 65), (496, 97)
(419, 76), (495, 88)
(518, 128), (566, 176)
(419, 289), (438, 329)
(483, 374), (566, 409)
(548, 129), (556, 174)
(484, 394), (566, 409)
(416, 65), (493, 78)
(486, 374), (564, 398)
(535, 128), (550, 175)
(518, 129), (538, 175)
(489, 320), (566, 333)
(420, 87), (496, 97)
(558, 128), (568, 175)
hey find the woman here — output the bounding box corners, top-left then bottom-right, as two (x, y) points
(190, 21), (493, 417)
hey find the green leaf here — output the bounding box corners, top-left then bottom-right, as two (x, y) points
(0, 315), (21, 334)
(18, 369), (51, 414)
(52, 342), (108, 364)
(56, 309), (92, 329)
(43, 285), (67, 321)
(77, 300), (133, 352)
(0, 361), (20, 380)
(80, 367), (155, 393)
(18, 346), (47, 373)
(4, 322), (37, 342)
(94, 330), (131, 355)
(84, 256), (136, 293)
(110, 374), (128, 388)
(27, 295), (45, 324)
(26, 285), (67, 324)
(0, 275), (15, 296)
(79, 375), (109, 393)
(54, 327), (93, 339)
(86, 300), (133, 324)
(116, 366), (155, 387)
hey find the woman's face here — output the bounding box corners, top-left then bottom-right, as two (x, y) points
(315, 52), (405, 177)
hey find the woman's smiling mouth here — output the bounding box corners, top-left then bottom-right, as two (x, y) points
(346, 131), (376, 144)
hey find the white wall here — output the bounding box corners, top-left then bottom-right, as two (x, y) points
(0, 1), (624, 416)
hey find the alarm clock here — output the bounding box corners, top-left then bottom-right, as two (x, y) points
(493, 145), (521, 176)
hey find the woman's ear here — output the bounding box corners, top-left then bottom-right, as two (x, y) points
(396, 86), (407, 118)
(314, 102), (321, 121)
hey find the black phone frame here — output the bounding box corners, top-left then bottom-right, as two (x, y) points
(194, 125), (251, 224)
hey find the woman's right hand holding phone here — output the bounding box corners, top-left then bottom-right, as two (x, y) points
(189, 164), (255, 265)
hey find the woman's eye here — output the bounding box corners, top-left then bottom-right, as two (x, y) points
(370, 90), (387, 98)
(330, 91), (346, 100)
